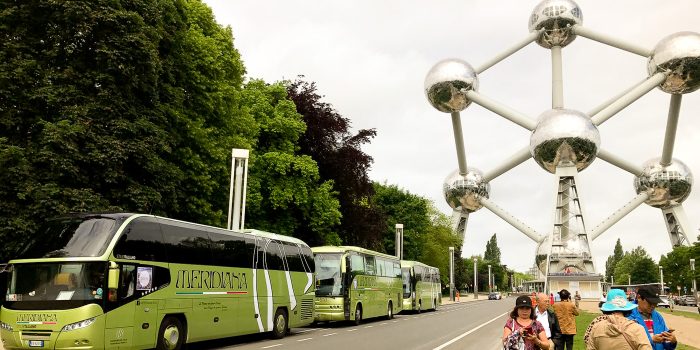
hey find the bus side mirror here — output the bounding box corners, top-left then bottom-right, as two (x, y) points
(108, 262), (119, 290)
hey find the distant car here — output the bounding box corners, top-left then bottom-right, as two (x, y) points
(488, 292), (502, 300)
(657, 295), (670, 308)
(681, 295), (697, 307)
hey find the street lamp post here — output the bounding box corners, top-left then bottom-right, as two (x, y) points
(659, 266), (664, 294)
(488, 264), (492, 293)
(473, 258), (478, 299)
(449, 247), (454, 302)
(628, 274), (631, 286)
(691, 258), (696, 299)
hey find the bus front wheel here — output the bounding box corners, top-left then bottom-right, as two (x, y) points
(157, 316), (185, 350)
(353, 305), (362, 325)
(417, 301), (422, 314)
(386, 301), (393, 320)
(271, 309), (288, 339)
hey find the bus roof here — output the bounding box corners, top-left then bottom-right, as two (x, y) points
(311, 246), (399, 260)
(400, 260), (437, 269)
(9, 213), (309, 263)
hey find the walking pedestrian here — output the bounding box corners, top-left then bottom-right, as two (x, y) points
(584, 289), (651, 350)
(574, 291), (581, 308)
(598, 292), (607, 308)
(553, 289), (578, 350)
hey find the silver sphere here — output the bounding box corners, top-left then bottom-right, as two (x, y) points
(529, 0), (582, 49)
(648, 31), (700, 94)
(530, 109), (600, 173)
(535, 236), (592, 274)
(424, 59), (479, 113)
(634, 158), (693, 209)
(443, 168), (489, 213)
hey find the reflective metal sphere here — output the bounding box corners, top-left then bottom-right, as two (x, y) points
(529, 0), (582, 49)
(535, 236), (592, 274)
(530, 109), (600, 173)
(443, 168), (489, 213)
(424, 59), (479, 113)
(648, 31), (700, 94)
(634, 158), (693, 209)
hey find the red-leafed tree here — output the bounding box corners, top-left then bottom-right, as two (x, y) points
(287, 78), (386, 249)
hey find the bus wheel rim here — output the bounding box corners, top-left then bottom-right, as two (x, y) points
(164, 326), (179, 350)
(275, 314), (285, 333)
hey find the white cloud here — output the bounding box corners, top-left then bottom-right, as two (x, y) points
(205, 0), (700, 272)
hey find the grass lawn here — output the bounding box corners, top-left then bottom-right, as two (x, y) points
(572, 310), (700, 350)
(658, 307), (700, 321)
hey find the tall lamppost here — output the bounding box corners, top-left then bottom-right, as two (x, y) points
(691, 258), (696, 299)
(473, 258), (478, 299)
(628, 274), (631, 286)
(449, 247), (454, 301)
(488, 264), (492, 293)
(659, 265), (664, 294)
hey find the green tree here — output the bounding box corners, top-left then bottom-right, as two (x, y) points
(0, 0), (343, 260)
(614, 246), (658, 285)
(484, 233), (501, 264)
(373, 182), (431, 257)
(659, 241), (700, 295)
(605, 238), (624, 280)
(418, 205), (462, 288)
(286, 79), (384, 248)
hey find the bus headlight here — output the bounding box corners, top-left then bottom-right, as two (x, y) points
(62, 318), (95, 332)
(0, 321), (13, 331)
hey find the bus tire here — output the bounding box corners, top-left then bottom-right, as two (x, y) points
(157, 316), (185, 350)
(353, 304), (362, 325)
(417, 300), (422, 314)
(433, 298), (438, 311)
(271, 308), (288, 339)
(386, 301), (393, 320)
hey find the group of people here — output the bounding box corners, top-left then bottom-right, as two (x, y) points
(502, 285), (677, 350)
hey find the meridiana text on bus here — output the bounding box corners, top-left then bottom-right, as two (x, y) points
(175, 269), (248, 290)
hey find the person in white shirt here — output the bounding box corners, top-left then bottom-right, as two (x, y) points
(598, 292), (607, 308)
(536, 293), (562, 350)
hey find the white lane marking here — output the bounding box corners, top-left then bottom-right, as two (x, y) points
(364, 325), (373, 328)
(347, 329), (358, 332)
(297, 338), (312, 342)
(380, 323), (387, 325)
(392, 321), (399, 323)
(432, 312), (508, 350)
(323, 333), (337, 337)
(296, 328), (325, 333)
(262, 344), (282, 349)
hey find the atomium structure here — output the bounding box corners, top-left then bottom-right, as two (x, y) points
(425, 0), (699, 295)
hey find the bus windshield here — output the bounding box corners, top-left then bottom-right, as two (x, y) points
(18, 216), (119, 258)
(4, 262), (107, 310)
(314, 254), (343, 297)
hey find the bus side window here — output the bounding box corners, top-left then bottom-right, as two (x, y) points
(365, 256), (376, 276)
(350, 254), (364, 276)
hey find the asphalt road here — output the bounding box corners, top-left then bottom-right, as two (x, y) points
(191, 298), (513, 350)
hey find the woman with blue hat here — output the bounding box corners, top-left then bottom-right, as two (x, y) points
(584, 289), (652, 349)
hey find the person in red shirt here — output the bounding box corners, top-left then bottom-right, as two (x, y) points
(550, 293), (555, 305)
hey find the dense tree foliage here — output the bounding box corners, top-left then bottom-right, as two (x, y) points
(0, 0), (339, 260)
(659, 240), (700, 295)
(286, 79), (383, 247)
(484, 233), (501, 264)
(613, 246), (658, 285)
(605, 239), (624, 280)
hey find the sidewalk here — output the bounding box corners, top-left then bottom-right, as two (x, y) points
(579, 300), (700, 348)
(442, 293), (490, 305)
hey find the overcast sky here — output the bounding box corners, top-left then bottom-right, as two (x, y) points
(203, 0), (700, 273)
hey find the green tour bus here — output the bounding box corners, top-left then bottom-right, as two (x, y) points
(312, 246), (402, 325)
(0, 213), (315, 350)
(400, 260), (441, 313)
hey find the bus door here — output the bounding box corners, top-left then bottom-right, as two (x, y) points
(132, 266), (159, 349)
(253, 237), (271, 333)
(105, 264), (136, 349)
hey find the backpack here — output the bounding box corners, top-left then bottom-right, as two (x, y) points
(503, 318), (526, 350)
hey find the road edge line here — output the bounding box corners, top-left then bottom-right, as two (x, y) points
(432, 311), (508, 350)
